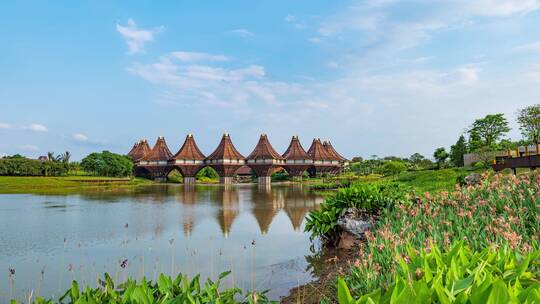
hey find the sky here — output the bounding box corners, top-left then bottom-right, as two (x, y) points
(1, 0), (540, 160)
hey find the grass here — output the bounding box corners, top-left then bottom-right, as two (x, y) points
(0, 176), (153, 194)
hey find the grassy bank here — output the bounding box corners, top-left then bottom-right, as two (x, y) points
(308, 168), (483, 194)
(0, 176), (153, 194)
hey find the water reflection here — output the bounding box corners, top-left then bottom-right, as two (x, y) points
(0, 184), (323, 301)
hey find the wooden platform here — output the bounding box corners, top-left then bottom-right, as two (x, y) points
(493, 154), (540, 173)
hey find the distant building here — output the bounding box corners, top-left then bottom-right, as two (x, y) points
(37, 156), (48, 162)
(464, 145), (539, 166)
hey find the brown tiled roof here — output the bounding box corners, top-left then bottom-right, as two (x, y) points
(282, 136), (311, 160)
(140, 137), (173, 161)
(307, 138), (333, 161)
(172, 134), (206, 160)
(247, 134), (284, 160)
(130, 139), (151, 161)
(206, 133), (245, 160)
(323, 141), (347, 161)
(127, 142), (139, 157)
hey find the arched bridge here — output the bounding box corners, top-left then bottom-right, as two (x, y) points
(128, 133), (349, 185)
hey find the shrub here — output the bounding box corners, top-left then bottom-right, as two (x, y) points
(12, 272), (275, 304)
(381, 161), (407, 176)
(305, 183), (409, 245)
(0, 155), (69, 176)
(338, 243), (540, 303)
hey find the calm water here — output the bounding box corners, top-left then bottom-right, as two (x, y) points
(0, 184), (324, 302)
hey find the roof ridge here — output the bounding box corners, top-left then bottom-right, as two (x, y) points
(247, 134), (284, 160)
(172, 134), (206, 160)
(206, 133), (245, 160)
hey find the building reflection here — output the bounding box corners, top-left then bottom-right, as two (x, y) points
(103, 183), (324, 238)
(251, 185), (284, 234)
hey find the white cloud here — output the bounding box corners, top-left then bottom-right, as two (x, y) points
(170, 52), (229, 62)
(24, 123), (48, 132)
(518, 41), (540, 52)
(455, 67), (481, 86)
(20, 145), (39, 151)
(464, 0), (540, 16)
(116, 18), (163, 54)
(73, 133), (88, 142)
(0, 122), (11, 129)
(285, 14), (296, 22)
(229, 28), (254, 37)
(327, 61), (340, 69)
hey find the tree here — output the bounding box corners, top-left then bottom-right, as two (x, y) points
(467, 114), (511, 151)
(382, 161), (407, 176)
(516, 104), (540, 145)
(81, 151), (133, 177)
(433, 147), (449, 169)
(409, 153), (424, 170)
(450, 135), (467, 167)
(351, 156), (363, 163)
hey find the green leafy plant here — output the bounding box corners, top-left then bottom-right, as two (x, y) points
(347, 172), (540, 294)
(12, 272), (276, 304)
(305, 183), (408, 245)
(338, 243), (540, 304)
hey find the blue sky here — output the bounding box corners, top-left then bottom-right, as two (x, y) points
(1, 0), (540, 160)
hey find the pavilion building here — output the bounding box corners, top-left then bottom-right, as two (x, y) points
(246, 134), (285, 186)
(307, 138), (336, 176)
(323, 140), (348, 174)
(137, 137), (173, 181)
(205, 133), (245, 184)
(170, 134), (206, 184)
(282, 136), (313, 180)
(128, 139), (151, 162)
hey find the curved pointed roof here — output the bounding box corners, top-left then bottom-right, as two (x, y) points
(140, 137), (173, 161)
(282, 136), (311, 160)
(206, 133), (245, 160)
(127, 142), (139, 158)
(247, 134), (284, 160)
(323, 141), (347, 162)
(130, 139), (151, 161)
(307, 138), (333, 161)
(172, 134), (206, 161)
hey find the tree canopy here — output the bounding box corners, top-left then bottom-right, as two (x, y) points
(467, 114), (510, 151)
(516, 104), (540, 145)
(81, 151), (133, 177)
(433, 147), (449, 169)
(450, 135), (467, 167)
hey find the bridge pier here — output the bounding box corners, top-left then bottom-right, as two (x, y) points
(258, 176), (272, 186)
(183, 176), (196, 184)
(220, 176), (234, 184)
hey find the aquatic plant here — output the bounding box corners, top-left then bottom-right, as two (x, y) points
(12, 272), (275, 304)
(337, 243), (540, 303)
(305, 183), (408, 245)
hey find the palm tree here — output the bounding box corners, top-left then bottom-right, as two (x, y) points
(47, 152), (55, 162)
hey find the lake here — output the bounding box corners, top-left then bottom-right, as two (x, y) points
(0, 183), (324, 302)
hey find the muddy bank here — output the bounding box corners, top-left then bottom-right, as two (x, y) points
(281, 233), (361, 303)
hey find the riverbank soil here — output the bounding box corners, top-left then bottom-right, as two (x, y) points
(282, 233), (361, 304)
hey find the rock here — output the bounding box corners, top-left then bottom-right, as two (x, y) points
(464, 173), (482, 186)
(337, 208), (372, 239)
